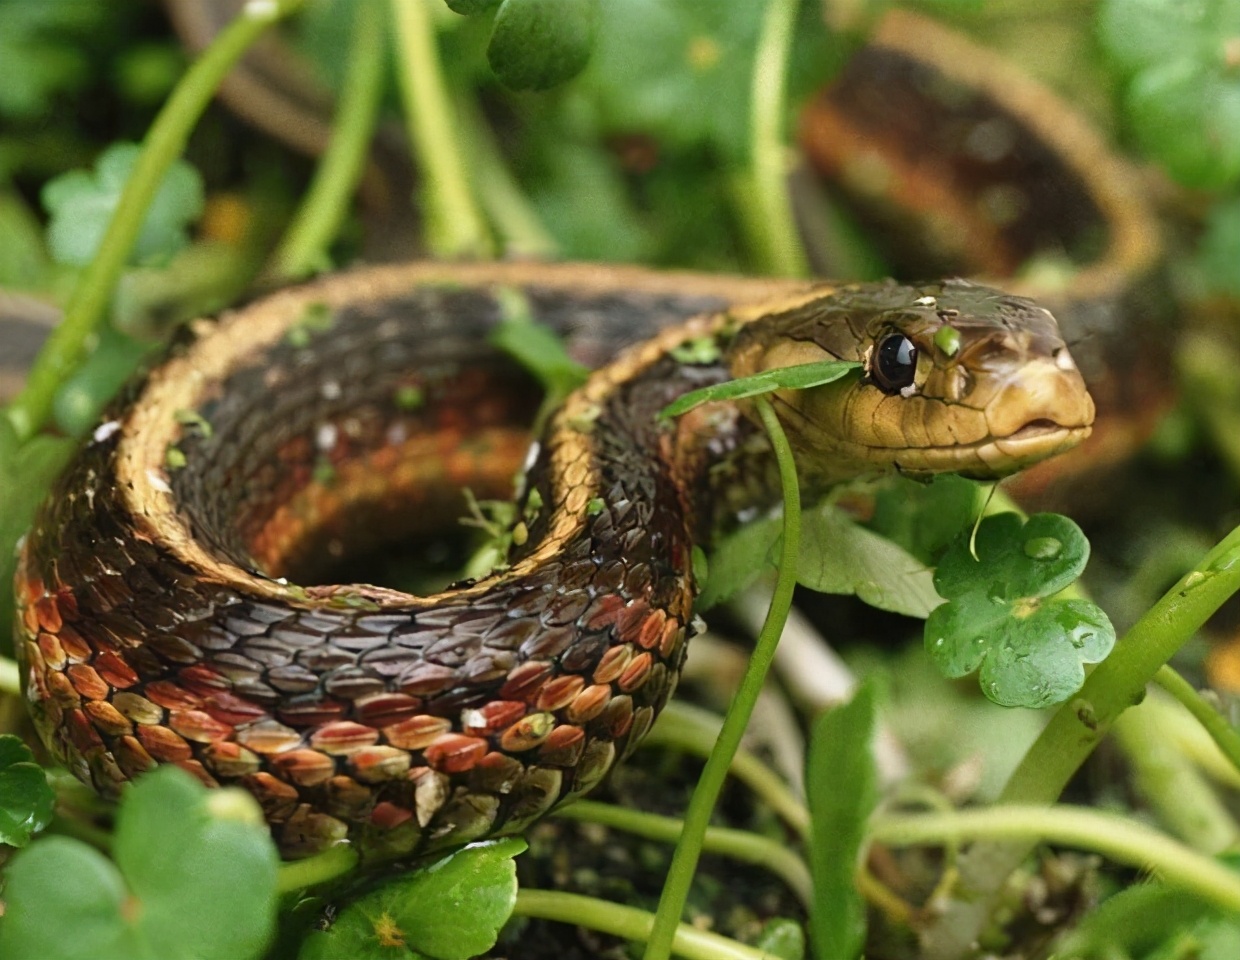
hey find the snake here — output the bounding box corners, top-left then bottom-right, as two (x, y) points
(13, 261), (1093, 859)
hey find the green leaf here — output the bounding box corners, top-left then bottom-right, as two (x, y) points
(41, 143), (205, 268)
(489, 288), (588, 400)
(1055, 881), (1224, 959)
(0, 0), (105, 119)
(660, 360), (860, 419)
(797, 503), (943, 618)
(924, 513), (1116, 708)
(0, 766), (279, 960)
(487, 0), (600, 90)
(0, 190), (53, 288)
(0, 735), (54, 847)
(0, 837), (142, 960)
(1098, 0), (1240, 189)
(869, 475), (983, 566)
(755, 918), (805, 960)
(0, 417), (75, 652)
(113, 769), (277, 960)
(697, 512), (782, 611)
(580, 0), (844, 159)
(299, 838), (525, 960)
(806, 679), (879, 960)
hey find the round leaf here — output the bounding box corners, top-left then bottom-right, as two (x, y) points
(302, 838), (525, 960)
(925, 513), (1115, 708)
(487, 0), (599, 90)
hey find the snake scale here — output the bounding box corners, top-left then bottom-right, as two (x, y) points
(14, 262), (1092, 859)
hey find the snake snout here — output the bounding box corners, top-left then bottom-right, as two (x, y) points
(985, 357), (1096, 442)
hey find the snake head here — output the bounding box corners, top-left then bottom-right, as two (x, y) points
(728, 279), (1095, 482)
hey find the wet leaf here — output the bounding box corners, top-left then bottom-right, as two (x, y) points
(298, 838), (525, 960)
(925, 513), (1115, 708)
(0, 735), (54, 847)
(806, 679), (878, 960)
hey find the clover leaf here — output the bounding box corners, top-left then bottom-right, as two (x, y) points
(298, 838), (525, 960)
(0, 735), (54, 847)
(925, 513), (1115, 709)
(41, 142), (204, 268)
(487, 0), (600, 91)
(0, 766), (278, 960)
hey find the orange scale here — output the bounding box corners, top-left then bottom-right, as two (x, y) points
(234, 719), (302, 755)
(617, 652), (653, 693)
(144, 680), (203, 711)
(37, 632), (65, 670)
(46, 670), (81, 708)
(310, 721), (380, 756)
(66, 663), (109, 700)
(499, 712), (555, 752)
(585, 594), (625, 630)
(499, 660), (553, 701)
(537, 725), (585, 766)
(272, 749), (337, 787)
(370, 801), (414, 829)
(137, 723), (193, 762)
(636, 610), (668, 650)
(177, 664), (230, 696)
(95, 650), (139, 689)
(614, 600), (651, 640)
(592, 644), (633, 685)
(659, 620), (683, 659)
(203, 693), (268, 727)
(462, 699), (526, 735)
(565, 684), (611, 723)
(423, 733), (488, 773)
(66, 708), (104, 752)
(536, 674), (585, 712)
(34, 593), (63, 634)
(383, 714), (452, 751)
(57, 624), (92, 662)
(84, 700), (132, 737)
(169, 708), (233, 743)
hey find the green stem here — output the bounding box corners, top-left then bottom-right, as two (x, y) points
(515, 890), (770, 960)
(1111, 700), (1238, 853)
(0, 655), (19, 696)
(46, 812), (114, 852)
(387, 0), (491, 258)
(269, 0), (386, 281)
(275, 843), (360, 893)
(644, 700), (810, 839)
(1153, 664), (1240, 777)
(742, 0), (808, 277)
(925, 522), (1240, 959)
(555, 800), (813, 907)
(4, 0), (305, 442)
(872, 805), (1240, 915)
(642, 397), (801, 960)
(455, 95), (558, 259)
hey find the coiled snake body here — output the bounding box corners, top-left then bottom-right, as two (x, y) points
(14, 261), (1093, 859)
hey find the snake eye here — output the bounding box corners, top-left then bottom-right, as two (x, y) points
(871, 334), (918, 394)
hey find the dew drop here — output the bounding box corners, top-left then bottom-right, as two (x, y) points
(1023, 536), (1062, 560)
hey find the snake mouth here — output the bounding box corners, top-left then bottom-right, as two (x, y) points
(1005, 418), (1072, 442)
